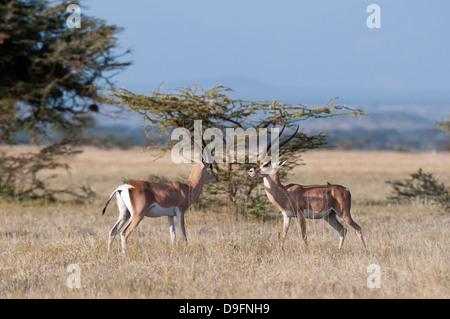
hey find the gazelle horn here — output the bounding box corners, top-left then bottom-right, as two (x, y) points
(264, 124), (299, 158)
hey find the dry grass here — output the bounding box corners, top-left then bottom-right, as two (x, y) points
(0, 147), (449, 298)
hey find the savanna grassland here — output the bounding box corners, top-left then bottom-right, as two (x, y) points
(0, 147), (449, 298)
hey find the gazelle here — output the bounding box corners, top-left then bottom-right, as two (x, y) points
(102, 137), (219, 253)
(248, 125), (366, 250)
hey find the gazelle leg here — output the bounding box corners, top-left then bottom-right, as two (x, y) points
(120, 218), (132, 254)
(120, 213), (145, 254)
(342, 214), (366, 249)
(357, 228), (366, 249)
(280, 213), (291, 251)
(175, 208), (187, 244)
(168, 216), (176, 244)
(108, 195), (130, 253)
(108, 214), (130, 253)
(325, 211), (347, 249)
(298, 212), (308, 246)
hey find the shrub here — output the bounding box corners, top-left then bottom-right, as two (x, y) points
(387, 168), (449, 212)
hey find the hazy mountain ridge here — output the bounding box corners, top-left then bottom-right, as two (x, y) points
(89, 110), (447, 151)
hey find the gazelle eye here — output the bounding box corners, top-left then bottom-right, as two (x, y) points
(262, 162), (270, 167)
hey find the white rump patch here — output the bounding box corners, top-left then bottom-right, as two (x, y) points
(116, 184), (135, 216)
(106, 184), (134, 202)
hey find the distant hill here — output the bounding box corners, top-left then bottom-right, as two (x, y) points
(301, 111), (434, 132)
(87, 110), (448, 151)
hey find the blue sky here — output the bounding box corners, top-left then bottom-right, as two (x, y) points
(83, 0), (449, 122)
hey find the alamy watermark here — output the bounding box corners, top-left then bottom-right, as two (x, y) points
(171, 120), (281, 166)
(66, 4), (81, 29)
(366, 4), (381, 29)
(66, 263), (81, 289)
(367, 264), (381, 288)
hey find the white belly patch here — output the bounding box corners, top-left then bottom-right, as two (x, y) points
(282, 210), (295, 218)
(146, 203), (177, 217)
(303, 208), (334, 219)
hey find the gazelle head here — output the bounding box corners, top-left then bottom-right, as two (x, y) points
(248, 159), (287, 177)
(248, 124), (299, 178)
(197, 161), (219, 183)
(191, 136), (219, 183)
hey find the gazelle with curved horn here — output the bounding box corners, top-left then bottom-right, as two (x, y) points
(102, 136), (219, 253)
(248, 125), (366, 250)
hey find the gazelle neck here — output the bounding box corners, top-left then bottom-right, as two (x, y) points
(186, 165), (207, 203)
(263, 173), (284, 189)
(262, 173), (287, 211)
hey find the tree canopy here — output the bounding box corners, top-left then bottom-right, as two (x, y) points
(0, 0), (130, 199)
(106, 85), (364, 216)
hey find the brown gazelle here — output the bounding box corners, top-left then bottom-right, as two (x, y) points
(248, 125), (366, 250)
(102, 137), (219, 253)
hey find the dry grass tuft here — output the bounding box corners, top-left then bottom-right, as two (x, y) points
(0, 147), (449, 298)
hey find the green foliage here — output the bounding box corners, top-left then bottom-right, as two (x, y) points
(106, 85), (362, 142)
(0, 0), (130, 199)
(433, 116), (450, 135)
(387, 168), (449, 212)
(106, 84), (364, 217)
(0, 0), (130, 142)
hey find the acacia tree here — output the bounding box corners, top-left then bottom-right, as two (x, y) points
(433, 116), (450, 135)
(106, 85), (364, 216)
(0, 0), (130, 199)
